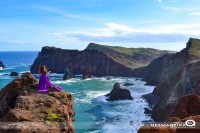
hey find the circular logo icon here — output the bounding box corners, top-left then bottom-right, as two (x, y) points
(185, 120), (196, 127)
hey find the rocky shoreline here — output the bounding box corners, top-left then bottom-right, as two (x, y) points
(136, 38), (200, 132)
(0, 72), (74, 133)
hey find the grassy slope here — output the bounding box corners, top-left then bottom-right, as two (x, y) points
(107, 46), (170, 56)
(189, 38), (200, 56)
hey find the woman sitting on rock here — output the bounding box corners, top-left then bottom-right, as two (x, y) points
(38, 66), (63, 92)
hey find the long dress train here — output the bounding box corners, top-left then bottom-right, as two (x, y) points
(38, 74), (62, 92)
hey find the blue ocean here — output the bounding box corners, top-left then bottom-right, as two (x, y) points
(0, 52), (154, 133)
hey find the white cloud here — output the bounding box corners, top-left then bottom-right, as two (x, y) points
(189, 12), (200, 16)
(53, 23), (200, 43)
(164, 6), (180, 12)
(157, 0), (162, 2)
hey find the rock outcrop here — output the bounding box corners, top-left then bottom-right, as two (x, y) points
(0, 61), (5, 68)
(82, 71), (91, 80)
(123, 83), (134, 86)
(30, 43), (173, 77)
(105, 83), (133, 101)
(133, 38), (200, 121)
(170, 94), (200, 119)
(138, 94), (200, 133)
(9, 72), (19, 76)
(63, 67), (73, 80)
(0, 72), (74, 133)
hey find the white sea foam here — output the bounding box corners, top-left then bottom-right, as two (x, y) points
(53, 78), (79, 84)
(92, 79), (154, 133)
(75, 91), (110, 104)
(49, 73), (63, 77)
(0, 73), (7, 76)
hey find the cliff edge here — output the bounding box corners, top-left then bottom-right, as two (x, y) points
(30, 43), (173, 77)
(0, 72), (74, 133)
(133, 38), (200, 121)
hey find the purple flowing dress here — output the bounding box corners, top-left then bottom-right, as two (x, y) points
(38, 74), (63, 92)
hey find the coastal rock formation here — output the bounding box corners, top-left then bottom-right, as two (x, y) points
(82, 71), (91, 80)
(0, 61), (5, 68)
(123, 83), (135, 86)
(138, 94), (200, 133)
(63, 67), (73, 80)
(0, 72), (74, 133)
(105, 83), (133, 101)
(133, 38), (200, 121)
(170, 94), (200, 119)
(9, 71), (19, 76)
(30, 43), (173, 77)
(138, 115), (200, 133)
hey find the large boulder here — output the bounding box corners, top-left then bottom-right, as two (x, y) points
(0, 72), (74, 133)
(9, 71), (19, 76)
(105, 83), (133, 101)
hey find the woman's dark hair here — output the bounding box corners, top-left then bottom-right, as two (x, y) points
(40, 66), (48, 74)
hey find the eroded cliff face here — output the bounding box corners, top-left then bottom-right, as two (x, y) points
(0, 72), (74, 133)
(138, 95), (200, 133)
(133, 38), (200, 121)
(30, 43), (173, 76)
(30, 46), (79, 73)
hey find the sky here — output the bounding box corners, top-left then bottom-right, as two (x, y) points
(1, 0), (200, 51)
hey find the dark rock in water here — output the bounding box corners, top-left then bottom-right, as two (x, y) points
(9, 72), (18, 76)
(63, 67), (73, 80)
(2, 74), (9, 76)
(142, 93), (160, 108)
(0, 61), (5, 68)
(82, 71), (91, 80)
(106, 83), (133, 101)
(123, 83), (134, 86)
(107, 77), (111, 80)
(0, 72), (75, 133)
(144, 108), (152, 114)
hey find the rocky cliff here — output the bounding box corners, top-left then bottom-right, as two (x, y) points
(133, 38), (200, 121)
(138, 94), (200, 133)
(30, 43), (173, 76)
(0, 72), (74, 133)
(0, 61), (5, 68)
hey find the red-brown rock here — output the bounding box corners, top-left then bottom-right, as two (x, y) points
(0, 72), (74, 133)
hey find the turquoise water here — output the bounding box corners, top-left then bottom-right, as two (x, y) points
(0, 52), (154, 133)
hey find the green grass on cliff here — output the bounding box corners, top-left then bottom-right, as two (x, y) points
(189, 38), (200, 56)
(107, 46), (166, 56)
(46, 108), (62, 122)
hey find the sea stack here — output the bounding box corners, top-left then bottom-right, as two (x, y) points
(0, 61), (5, 69)
(105, 83), (133, 101)
(0, 72), (74, 133)
(9, 71), (19, 76)
(63, 67), (73, 80)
